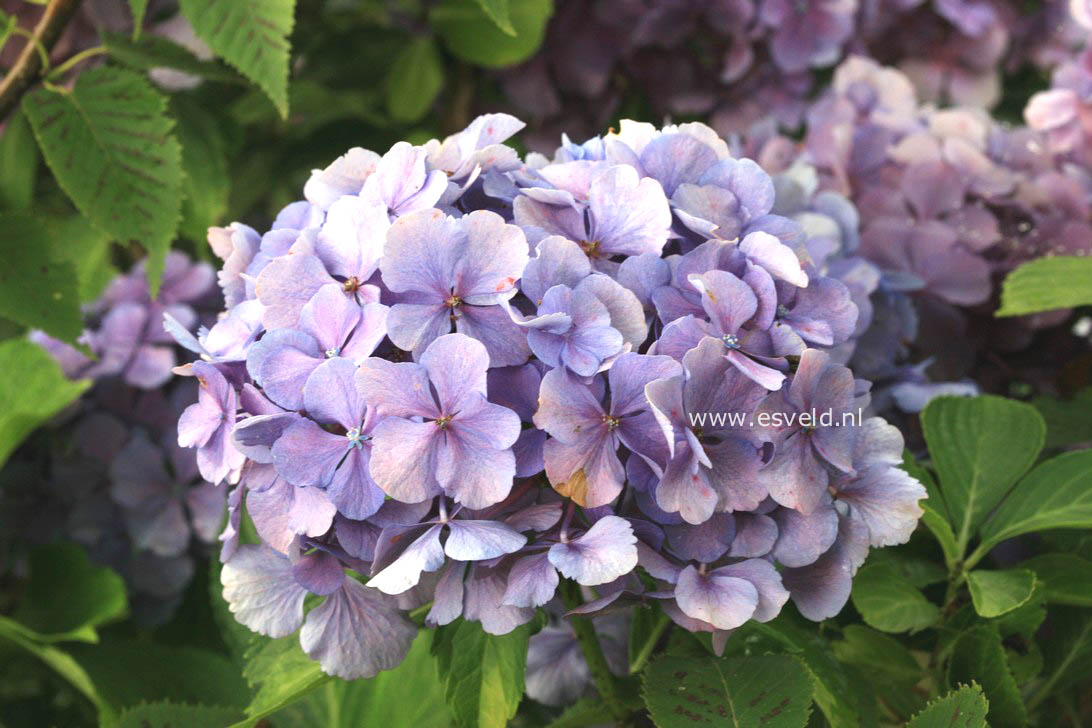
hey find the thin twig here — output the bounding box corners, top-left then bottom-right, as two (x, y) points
(0, 0), (84, 122)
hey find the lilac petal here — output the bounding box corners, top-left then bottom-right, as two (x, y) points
(427, 561), (466, 626)
(608, 353), (682, 417)
(327, 447), (386, 520)
(185, 482), (227, 543)
(487, 363), (542, 422)
(126, 497), (189, 557)
(463, 565), (535, 635)
(687, 270), (758, 335)
(836, 464), (926, 548)
(701, 157), (775, 222)
(271, 419), (346, 488)
(729, 513), (778, 558)
(782, 533), (857, 621)
(355, 357), (440, 419)
(380, 209), (460, 297)
(125, 345), (175, 389)
(665, 512), (735, 563)
(616, 253), (671, 308)
(292, 550), (346, 595)
(705, 435), (766, 513)
(221, 545), (306, 637)
(368, 524), (444, 595)
(247, 328), (322, 411)
(454, 210), (529, 303)
(674, 564), (758, 630)
(758, 432), (829, 515)
(542, 434), (624, 508)
(297, 283), (362, 356)
(303, 147), (379, 210)
(454, 303), (532, 368)
(501, 553), (559, 607)
(512, 196), (586, 244)
(256, 254), (333, 329)
(772, 503), (840, 568)
(232, 412), (300, 464)
(522, 236), (592, 305)
(386, 302), (451, 355)
(548, 515), (638, 586)
(340, 302), (388, 362)
(368, 417), (442, 503)
(577, 274), (648, 349)
(588, 165), (672, 256)
(513, 428), (546, 477)
(739, 231), (808, 287)
(437, 403), (520, 509)
(419, 333), (489, 411)
(524, 625), (588, 706)
(300, 578), (416, 679)
(303, 357), (365, 430)
(533, 368), (605, 442)
(316, 196), (388, 280)
(504, 503), (563, 533)
(725, 349), (786, 391)
(249, 478), (336, 554)
(639, 133), (718, 196)
(712, 559), (789, 622)
(656, 446), (719, 525)
(444, 520), (528, 561)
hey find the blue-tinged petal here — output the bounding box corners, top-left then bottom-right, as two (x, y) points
(292, 550), (346, 596)
(368, 524), (444, 595)
(501, 553), (559, 608)
(674, 564), (758, 631)
(548, 515), (638, 586)
(444, 520), (527, 561)
(221, 545), (306, 638)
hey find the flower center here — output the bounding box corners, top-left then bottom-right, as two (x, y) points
(603, 415), (620, 430)
(721, 333), (741, 350)
(325, 346), (340, 358)
(446, 295), (462, 308)
(776, 304), (789, 319)
(346, 427), (368, 449)
(343, 276), (362, 293)
(435, 415), (452, 430)
(580, 240), (602, 258)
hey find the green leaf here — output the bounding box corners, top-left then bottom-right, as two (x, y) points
(643, 654), (812, 728)
(0, 338), (90, 468)
(851, 563), (940, 634)
(127, 0), (149, 37)
(996, 255), (1092, 316)
(46, 216), (117, 302)
(116, 701), (241, 728)
(0, 616), (115, 724)
(385, 36), (443, 123)
(901, 454), (960, 566)
(235, 633), (329, 725)
(172, 98), (230, 243)
(432, 618), (533, 728)
(832, 625), (921, 687)
(178, 0), (296, 117)
(22, 67), (183, 295)
(544, 697), (613, 728)
(473, 0), (515, 34)
(1031, 388), (1092, 449)
(16, 543), (127, 641)
(431, 0), (553, 68)
(69, 639), (249, 710)
(976, 449), (1092, 554)
(274, 631), (450, 727)
(966, 569), (1037, 618)
(102, 31), (244, 84)
(947, 626), (1025, 728)
(1036, 606), (1092, 698)
(1018, 554), (1092, 607)
(0, 214), (84, 343)
(921, 395), (1045, 551)
(905, 684), (988, 728)
(0, 108), (39, 210)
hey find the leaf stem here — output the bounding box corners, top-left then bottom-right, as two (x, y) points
(628, 610), (670, 675)
(559, 579), (629, 722)
(46, 45), (106, 80)
(0, 0), (83, 121)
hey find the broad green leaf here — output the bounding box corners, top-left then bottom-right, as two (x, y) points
(0, 616), (115, 724)
(865, 549), (947, 588)
(432, 619), (533, 728)
(116, 701), (241, 728)
(68, 639), (249, 710)
(947, 626), (1025, 728)
(966, 569), (1037, 618)
(544, 697), (612, 728)
(921, 395), (1044, 550)
(901, 454), (960, 565)
(234, 633), (329, 726)
(832, 625), (921, 687)
(178, 0), (296, 117)
(851, 563), (939, 634)
(0, 214), (84, 343)
(47, 216), (117, 303)
(643, 654), (812, 728)
(1018, 554), (1092, 607)
(172, 98), (230, 243)
(0, 338), (89, 468)
(127, 0), (149, 37)
(996, 255), (1092, 316)
(103, 31), (244, 83)
(745, 618), (859, 728)
(22, 68), (183, 294)
(274, 631), (450, 727)
(473, 0), (515, 34)
(386, 36), (444, 123)
(976, 449), (1092, 554)
(905, 684), (988, 728)
(431, 0), (553, 68)
(0, 108), (38, 210)
(1036, 606), (1092, 697)
(1031, 388), (1092, 449)
(991, 591), (1046, 641)
(16, 543), (127, 641)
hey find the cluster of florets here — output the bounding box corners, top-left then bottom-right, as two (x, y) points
(499, 0), (1083, 151)
(169, 115), (926, 686)
(11, 254), (225, 623)
(737, 54), (1092, 410)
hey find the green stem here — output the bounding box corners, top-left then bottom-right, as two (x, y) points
(46, 45), (106, 80)
(0, 0), (83, 121)
(628, 610), (670, 675)
(560, 580), (629, 722)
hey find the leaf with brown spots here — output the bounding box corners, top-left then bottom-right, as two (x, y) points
(22, 68), (182, 296)
(905, 684), (988, 728)
(115, 700), (241, 728)
(643, 654), (812, 727)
